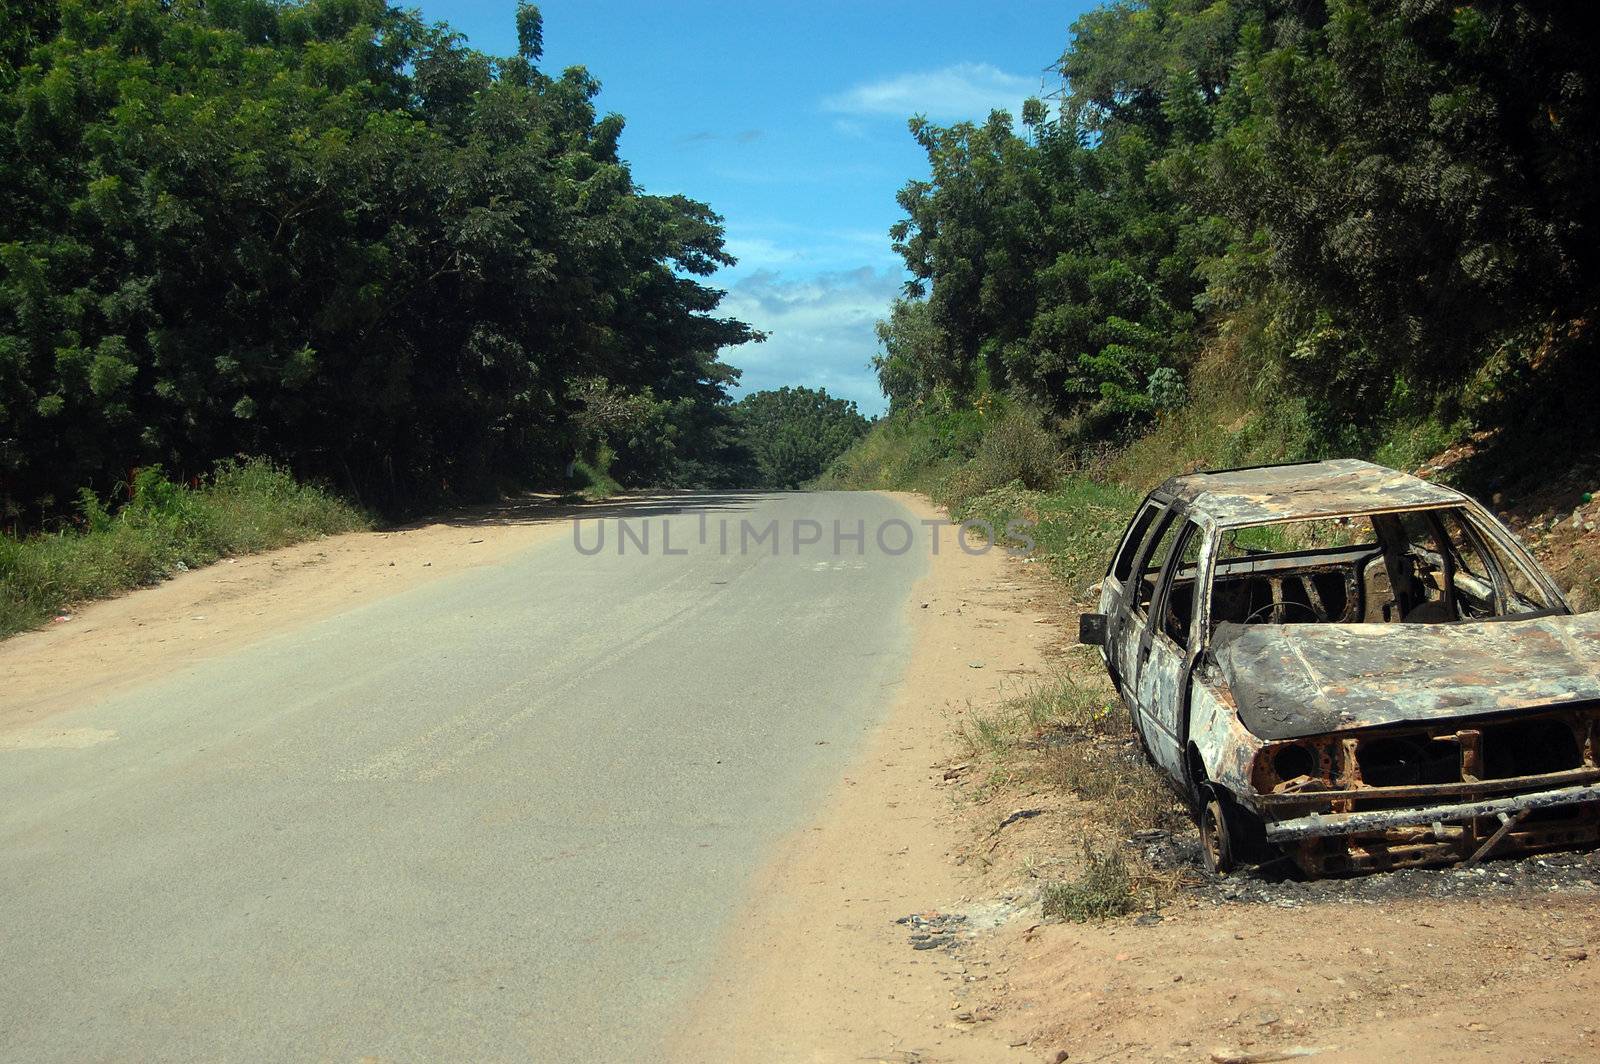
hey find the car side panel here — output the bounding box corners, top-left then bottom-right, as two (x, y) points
(1135, 634), (1187, 780)
(1100, 498), (1163, 687)
(1102, 502), (1163, 692)
(1135, 519), (1209, 782)
(1188, 677), (1261, 801)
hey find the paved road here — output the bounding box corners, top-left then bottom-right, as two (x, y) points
(0, 492), (931, 1062)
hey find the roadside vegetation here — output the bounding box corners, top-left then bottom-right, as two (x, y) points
(825, 0), (1600, 919)
(831, 0), (1600, 543)
(868, 1), (1599, 487)
(819, 397), (1138, 595)
(0, 460), (367, 638)
(950, 661), (1189, 919)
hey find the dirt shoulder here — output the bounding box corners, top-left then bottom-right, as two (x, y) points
(976, 889), (1600, 1063)
(0, 494), (572, 734)
(667, 491), (1051, 1063)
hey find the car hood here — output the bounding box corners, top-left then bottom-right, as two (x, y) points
(1211, 613), (1600, 740)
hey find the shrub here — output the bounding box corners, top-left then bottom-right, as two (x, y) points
(817, 407), (986, 492)
(573, 443), (623, 501)
(937, 403), (1061, 514)
(1041, 844), (1138, 922)
(0, 459), (367, 638)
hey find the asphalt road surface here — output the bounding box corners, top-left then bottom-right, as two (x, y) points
(0, 492), (933, 1062)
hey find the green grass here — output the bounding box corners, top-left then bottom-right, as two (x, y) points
(956, 668), (1123, 760)
(816, 405), (988, 494)
(572, 442), (624, 501)
(1370, 412), (1470, 474)
(0, 459), (368, 638)
(572, 460), (622, 502)
(1040, 844), (1140, 922)
(955, 477), (1139, 596)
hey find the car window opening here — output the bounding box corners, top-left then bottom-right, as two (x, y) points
(1192, 507), (1558, 634)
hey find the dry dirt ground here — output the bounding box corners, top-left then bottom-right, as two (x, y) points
(0, 494), (571, 736)
(672, 492), (1600, 1064)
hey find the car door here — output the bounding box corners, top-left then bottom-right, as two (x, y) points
(1110, 507), (1181, 760)
(1131, 518), (1201, 779)
(1433, 509), (1501, 618)
(1460, 505), (1565, 615)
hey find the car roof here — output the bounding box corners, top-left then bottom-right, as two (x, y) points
(1160, 458), (1468, 528)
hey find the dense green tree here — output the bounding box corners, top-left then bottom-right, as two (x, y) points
(871, 296), (948, 411)
(0, 0), (757, 522)
(889, 2), (1239, 432)
(882, 0), (1600, 450)
(1211, 1), (1600, 419)
(732, 387), (869, 489)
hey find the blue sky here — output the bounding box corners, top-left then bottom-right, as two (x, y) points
(417, 1), (1092, 415)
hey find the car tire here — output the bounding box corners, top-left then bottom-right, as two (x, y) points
(1199, 790), (1237, 876)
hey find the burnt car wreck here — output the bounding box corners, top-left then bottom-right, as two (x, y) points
(1080, 459), (1600, 876)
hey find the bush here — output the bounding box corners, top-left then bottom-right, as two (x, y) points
(0, 459), (367, 638)
(573, 443), (623, 501)
(1040, 844), (1139, 922)
(817, 407), (986, 492)
(936, 403), (1061, 514)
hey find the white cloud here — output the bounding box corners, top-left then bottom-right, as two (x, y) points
(718, 267), (903, 416)
(721, 237), (804, 271)
(720, 220), (902, 276)
(825, 62), (1040, 122)
(675, 128), (766, 146)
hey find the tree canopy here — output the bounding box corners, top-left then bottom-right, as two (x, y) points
(881, 0), (1600, 453)
(732, 386), (869, 490)
(0, 0), (759, 521)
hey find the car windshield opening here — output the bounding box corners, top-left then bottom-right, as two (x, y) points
(1206, 507), (1558, 630)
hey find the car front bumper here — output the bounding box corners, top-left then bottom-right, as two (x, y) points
(1262, 782), (1600, 874)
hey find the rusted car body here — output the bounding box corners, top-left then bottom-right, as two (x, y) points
(1080, 459), (1600, 876)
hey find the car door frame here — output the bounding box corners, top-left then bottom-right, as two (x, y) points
(1101, 494), (1169, 690)
(1456, 500), (1568, 612)
(1108, 498), (1183, 758)
(1131, 514), (1206, 780)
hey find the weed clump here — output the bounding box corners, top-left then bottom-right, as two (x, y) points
(1049, 739), (1180, 838)
(938, 404), (1061, 512)
(1041, 844), (1138, 922)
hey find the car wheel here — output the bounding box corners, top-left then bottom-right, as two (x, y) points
(1199, 790), (1237, 876)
